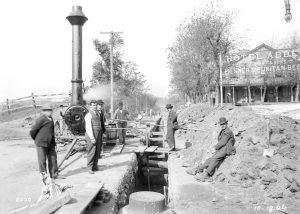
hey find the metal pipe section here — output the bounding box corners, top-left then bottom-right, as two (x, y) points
(66, 6), (88, 105)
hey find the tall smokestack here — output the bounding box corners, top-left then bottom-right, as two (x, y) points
(66, 6), (88, 105)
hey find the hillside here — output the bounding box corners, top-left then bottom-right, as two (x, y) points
(176, 103), (300, 211)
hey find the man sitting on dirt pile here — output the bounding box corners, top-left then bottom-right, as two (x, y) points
(186, 117), (236, 180)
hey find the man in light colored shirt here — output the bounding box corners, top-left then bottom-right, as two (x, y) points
(113, 101), (130, 145)
(85, 100), (106, 174)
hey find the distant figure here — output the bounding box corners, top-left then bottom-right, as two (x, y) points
(186, 117), (236, 180)
(149, 109), (153, 118)
(30, 104), (59, 179)
(85, 100), (106, 174)
(226, 92), (231, 103)
(165, 104), (178, 151)
(113, 101), (130, 145)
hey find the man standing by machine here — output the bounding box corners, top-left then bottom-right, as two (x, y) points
(85, 100), (106, 174)
(113, 101), (130, 145)
(30, 104), (59, 179)
(165, 104), (178, 151)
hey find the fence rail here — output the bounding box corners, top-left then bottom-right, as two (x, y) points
(0, 92), (70, 114)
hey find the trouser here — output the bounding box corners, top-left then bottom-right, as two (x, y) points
(166, 127), (175, 149)
(196, 152), (226, 176)
(117, 123), (127, 144)
(86, 131), (103, 170)
(36, 146), (58, 178)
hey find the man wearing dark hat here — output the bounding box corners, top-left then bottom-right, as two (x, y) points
(165, 104), (178, 151)
(85, 100), (106, 174)
(30, 104), (59, 179)
(186, 117), (236, 180)
(113, 101), (130, 144)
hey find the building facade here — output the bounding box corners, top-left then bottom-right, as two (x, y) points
(223, 44), (300, 104)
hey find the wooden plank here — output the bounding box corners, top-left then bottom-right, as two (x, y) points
(145, 146), (158, 153)
(152, 148), (173, 154)
(10, 192), (72, 214)
(135, 145), (148, 153)
(56, 182), (103, 214)
(149, 138), (164, 141)
(110, 144), (124, 154)
(151, 132), (163, 136)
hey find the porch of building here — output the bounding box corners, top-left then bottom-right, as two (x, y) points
(222, 85), (299, 104)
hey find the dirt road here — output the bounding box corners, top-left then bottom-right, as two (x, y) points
(250, 103), (300, 119)
(0, 140), (41, 213)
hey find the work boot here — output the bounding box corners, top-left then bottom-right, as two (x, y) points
(88, 169), (95, 174)
(194, 172), (211, 182)
(93, 166), (100, 171)
(186, 167), (197, 175)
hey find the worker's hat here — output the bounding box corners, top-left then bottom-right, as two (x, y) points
(165, 104), (173, 109)
(41, 104), (53, 111)
(97, 99), (104, 105)
(219, 117), (228, 125)
(89, 100), (97, 104)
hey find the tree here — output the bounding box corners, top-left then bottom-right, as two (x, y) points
(167, 1), (242, 105)
(89, 36), (159, 115)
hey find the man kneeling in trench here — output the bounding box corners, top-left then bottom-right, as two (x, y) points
(186, 117), (236, 180)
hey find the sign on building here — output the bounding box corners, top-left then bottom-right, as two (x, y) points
(223, 44), (300, 86)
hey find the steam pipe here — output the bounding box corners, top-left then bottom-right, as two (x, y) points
(66, 6), (88, 105)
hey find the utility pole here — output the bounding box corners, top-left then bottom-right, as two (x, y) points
(219, 53), (223, 107)
(100, 31), (123, 118)
(135, 72), (138, 114)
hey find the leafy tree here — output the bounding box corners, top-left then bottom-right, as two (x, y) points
(167, 1), (242, 105)
(90, 35), (159, 115)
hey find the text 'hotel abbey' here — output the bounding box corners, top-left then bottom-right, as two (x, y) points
(222, 44), (300, 103)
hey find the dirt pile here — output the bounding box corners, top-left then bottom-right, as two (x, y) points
(177, 103), (300, 201)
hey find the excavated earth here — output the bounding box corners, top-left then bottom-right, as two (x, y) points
(175, 103), (300, 213)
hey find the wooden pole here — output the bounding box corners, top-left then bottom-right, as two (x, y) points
(248, 85), (251, 105)
(290, 85), (294, 102)
(232, 86), (235, 105)
(6, 98), (10, 114)
(100, 31), (123, 118)
(58, 137), (78, 170)
(31, 92), (37, 118)
(275, 86), (278, 102)
(219, 53), (223, 107)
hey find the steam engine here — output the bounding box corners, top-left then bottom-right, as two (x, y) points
(62, 6), (88, 136)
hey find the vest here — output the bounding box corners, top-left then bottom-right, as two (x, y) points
(90, 110), (102, 138)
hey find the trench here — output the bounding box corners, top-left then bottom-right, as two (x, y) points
(117, 151), (170, 213)
(134, 152), (169, 194)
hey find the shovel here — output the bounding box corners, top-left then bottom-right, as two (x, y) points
(263, 117), (274, 157)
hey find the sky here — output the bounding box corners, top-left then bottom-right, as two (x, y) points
(1, 0), (300, 102)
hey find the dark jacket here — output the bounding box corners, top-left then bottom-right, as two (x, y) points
(214, 126), (236, 155)
(30, 115), (55, 147)
(166, 110), (178, 147)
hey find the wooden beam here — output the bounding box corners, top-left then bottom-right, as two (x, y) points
(149, 138), (164, 141)
(58, 138), (78, 170)
(145, 146), (158, 153)
(10, 192), (72, 214)
(56, 182), (104, 214)
(151, 132), (164, 136)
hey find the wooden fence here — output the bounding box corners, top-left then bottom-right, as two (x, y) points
(0, 92), (70, 115)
